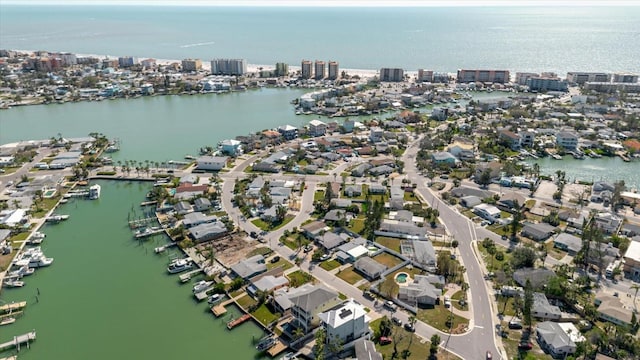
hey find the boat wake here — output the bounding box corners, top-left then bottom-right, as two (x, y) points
(180, 41), (216, 48)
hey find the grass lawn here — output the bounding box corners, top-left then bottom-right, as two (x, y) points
(461, 209), (476, 220)
(544, 241), (566, 261)
(375, 236), (401, 252)
(281, 234), (308, 251)
(10, 232), (30, 241)
(266, 257), (294, 271)
(251, 215), (294, 231)
(247, 247), (272, 257)
(403, 192), (418, 201)
(450, 290), (468, 311)
(477, 243), (512, 273)
(236, 294), (258, 310)
(0, 166), (20, 175)
(0, 251), (19, 272)
(314, 190), (325, 202)
(348, 216), (366, 234)
(496, 295), (518, 317)
(32, 197), (62, 218)
(287, 270), (315, 287)
(320, 259), (341, 271)
(251, 303), (280, 327)
(373, 252), (404, 268)
(336, 266), (365, 285)
(370, 318), (461, 360)
(417, 303), (469, 333)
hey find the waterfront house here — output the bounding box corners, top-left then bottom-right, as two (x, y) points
(521, 222), (557, 241)
(247, 275), (289, 298)
(290, 285), (341, 333)
(220, 139), (243, 156)
(278, 124), (298, 140)
(555, 131), (578, 150)
(196, 156), (228, 171)
(183, 212), (218, 228)
(231, 255), (267, 280)
(354, 256), (387, 280)
(532, 293), (561, 320)
(308, 119), (327, 137)
(499, 130), (521, 150)
(594, 293), (633, 327)
(188, 222), (227, 242)
(174, 201), (193, 215)
(0, 209), (29, 227)
(536, 322), (579, 358)
(397, 274), (440, 307)
(319, 299), (371, 344)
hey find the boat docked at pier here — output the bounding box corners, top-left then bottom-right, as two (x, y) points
(0, 317), (16, 326)
(192, 280), (213, 293)
(28, 255), (54, 268)
(46, 214), (69, 223)
(167, 258), (193, 274)
(207, 293), (224, 305)
(3, 280), (25, 288)
(256, 335), (277, 351)
(9, 266), (35, 278)
(89, 184), (101, 200)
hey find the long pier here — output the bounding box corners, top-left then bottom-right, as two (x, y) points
(0, 302), (27, 314)
(0, 331), (36, 352)
(226, 314), (251, 330)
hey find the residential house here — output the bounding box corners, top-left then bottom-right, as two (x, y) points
(446, 139), (475, 160)
(398, 274), (441, 306)
(407, 240), (437, 267)
(594, 293), (633, 327)
(451, 186), (493, 199)
(536, 322), (580, 358)
(188, 222), (227, 242)
(354, 257), (387, 280)
(344, 184), (362, 197)
(324, 209), (352, 223)
(370, 127), (384, 142)
(368, 184), (386, 194)
(0, 209), (29, 227)
(553, 233), (582, 255)
(290, 285), (341, 333)
(260, 205), (280, 223)
(521, 222), (557, 241)
(319, 299), (371, 344)
(193, 197), (212, 212)
(513, 268), (555, 289)
(555, 131), (578, 150)
(351, 163), (373, 177)
(220, 139), (243, 156)
(335, 240), (369, 264)
(431, 151), (458, 166)
(330, 198), (353, 209)
(593, 212), (623, 234)
(247, 275), (289, 297)
(375, 221), (427, 240)
(497, 192), (526, 210)
(230, 255), (267, 280)
(472, 203), (501, 223)
(317, 231), (347, 251)
(369, 165), (394, 176)
(623, 240), (640, 280)
(174, 201), (193, 215)
(301, 221), (328, 239)
(460, 195), (482, 208)
(196, 156), (228, 171)
(532, 293), (561, 320)
(308, 119), (327, 137)
(499, 130), (521, 150)
(182, 212), (218, 228)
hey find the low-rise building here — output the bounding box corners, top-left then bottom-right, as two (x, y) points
(290, 285), (341, 333)
(553, 233), (582, 255)
(623, 240), (640, 280)
(532, 293), (561, 320)
(319, 299), (371, 344)
(536, 322), (581, 358)
(472, 203), (501, 223)
(354, 256), (387, 280)
(595, 293), (633, 327)
(521, 222), (557, 241)
(397, 274), (440, 306)
(188, 221), (227, 242)
(555, 131), (578, 150)
(196, 156), (228, 171)
(308, 119), (327, 137)
(231, 255), (267, 280)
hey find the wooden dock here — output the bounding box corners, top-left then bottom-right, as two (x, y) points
(211, 297), (235, 317)
(0, 331), (36, 352)
(178, 268), (202, 282)
(0, 302), (27, 314)
(194, 287), (215, 301)
(140, 200), (158, 206)
(226, 314), (251, 330)
(266, 340), (288, 358)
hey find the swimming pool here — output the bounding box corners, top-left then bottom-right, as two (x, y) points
(43, 189), (57, 198)
(395, 272), (409, 284)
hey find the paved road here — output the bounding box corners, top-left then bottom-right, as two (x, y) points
(217, 144), (504, 359)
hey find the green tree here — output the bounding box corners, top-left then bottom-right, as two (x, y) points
(429, 334), (441, 355)
(510, 246), (537, 269)
(314, 327), (326, 360)
(523, 279), (533, 330)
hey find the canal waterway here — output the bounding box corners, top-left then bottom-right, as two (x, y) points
(0, 180), (266, 359)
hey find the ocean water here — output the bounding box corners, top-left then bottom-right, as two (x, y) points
(1, 5), (639, 74)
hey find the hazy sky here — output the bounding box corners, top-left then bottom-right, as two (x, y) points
(1, 0), (638, 6)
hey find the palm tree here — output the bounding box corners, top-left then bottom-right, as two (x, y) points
(631, 284), (640, 311)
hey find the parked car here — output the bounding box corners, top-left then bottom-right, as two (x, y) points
(379, 336), (392, 345)
(392, 317), (402, 326)
(508, 320), (523, 330)
(384, 300), (397, 311)
(270, 256), (280, 263)
(404, 323), (415, 332)
(518, 341), (533, 350)
(320, 254), (330, 261)
(486, 351), (492, 359)
(303, 245), (313, 253)
(249, 231), (258, 239)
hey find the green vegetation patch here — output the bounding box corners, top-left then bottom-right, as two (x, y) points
(375, 236), (401, 252)
(236, 294), (258, 310)
(336, 266), (365, 285)
(251, 303), (280, 327)
(320, 259), (341, 271)
(373, 252), (404, 268)
(417, 303), (469, 333)
(266, 257), (293, 271)
(287, 270), (315, 287)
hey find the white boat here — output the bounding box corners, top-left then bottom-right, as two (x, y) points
(10, 266), (35, 277)
(256, 335), (277, 351)
(167, 259), (193, 274)
(0, 317), (16, 326)
(32, 231), (46, 239)
(3, 280), (25, 288)
(28, 255), (54, 268)
(192, 280), (213, 293)
(27, 237), (44, 245)
(46, 214), (69, 222)
(207, 293), (223, 304)
(89, 184), (101, 200)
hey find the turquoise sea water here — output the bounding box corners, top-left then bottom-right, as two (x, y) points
(1, 6), (639, 74)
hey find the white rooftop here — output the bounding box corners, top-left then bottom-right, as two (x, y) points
(558, 323), (585, 343)
(624, 240), (640, 263)
(318, 299), (369, 329)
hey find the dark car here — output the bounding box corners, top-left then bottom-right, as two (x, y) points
(518, 341), (533, 350)
(392, 317), (402, 326)
(249, 231), (257, 239)
(270, 256), (280, 263)
(508, 321), (523, 330)
(404, 323), (415, 332)
(303, 245), (313, 253)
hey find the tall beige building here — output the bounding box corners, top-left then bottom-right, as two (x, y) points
(181, 58), (202, 72)
(314, 60), (326, 80)
(328, 61), (339, 80)
(301, 60), (312, 79)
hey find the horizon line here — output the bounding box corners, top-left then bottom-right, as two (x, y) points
(2, 1), (640, 7)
